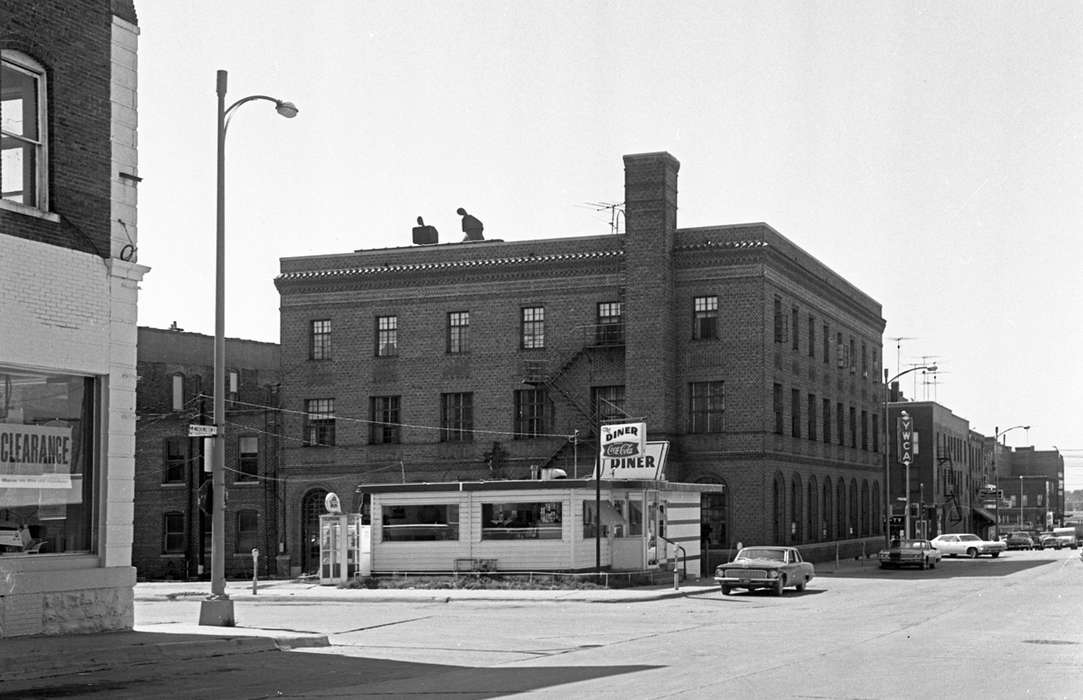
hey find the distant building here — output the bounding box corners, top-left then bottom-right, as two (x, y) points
(133, 327), (282, 580)
(1, 0), (148, 637)
(997, 447), (1064, 531)
(274, 151), (886, 576)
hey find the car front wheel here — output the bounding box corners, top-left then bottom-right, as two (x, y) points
(721, 585), (732, 595)
(774, 576), (785, 596)
(992, 551), (1000, 558)
(967, 548), (979, 558)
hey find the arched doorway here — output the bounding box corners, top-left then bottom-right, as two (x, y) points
(300, 489), (328, 575)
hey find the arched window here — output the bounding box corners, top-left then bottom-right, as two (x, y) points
(807, 476), (818, 543)
(849, 479), (859, 538)
(871, 481), (881, 538)
(790, 475), (802, 544)
(860, 480), (871, 536)
(836, 479), (847, 538)
(300, 489), (328, 574)
(773, 475), (784, 545)
(822, 477), (833, 541)
(1, 50), (49, 209)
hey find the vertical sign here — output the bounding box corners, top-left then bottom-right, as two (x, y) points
(897, 409), (913, 467)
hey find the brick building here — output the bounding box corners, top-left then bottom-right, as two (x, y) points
(275, 151), (886, 575)
(1, 1), (148, 636)
(132, 327), (282, 580)
(996, 447), (1064, 532)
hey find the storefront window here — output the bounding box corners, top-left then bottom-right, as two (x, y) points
(0, 368), (96, 555)
(381, 504), (459, 541)
(482, 502), (562, 540)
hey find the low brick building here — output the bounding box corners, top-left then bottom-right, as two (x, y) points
(133, 327), (281, 580)
(275, 151), (886, 576)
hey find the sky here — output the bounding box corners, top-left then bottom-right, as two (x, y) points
(134, 1), (1083, 489)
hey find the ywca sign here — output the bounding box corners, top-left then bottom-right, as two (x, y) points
(897, 410), (914, 467)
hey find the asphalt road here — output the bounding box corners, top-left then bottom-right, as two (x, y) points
(7, 549), (1083, 698)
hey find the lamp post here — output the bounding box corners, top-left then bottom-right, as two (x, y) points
(991, 424), (1029, 539)
(1019, 475), (1024, 528)
(882, 364), (937, 545)
(200, 70), (297, 627)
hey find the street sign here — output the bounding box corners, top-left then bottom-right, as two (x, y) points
(188, 424), (217, 437)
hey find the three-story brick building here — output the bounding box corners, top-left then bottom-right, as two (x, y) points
(274, 152), (886, 575)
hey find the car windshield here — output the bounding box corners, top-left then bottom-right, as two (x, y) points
(738, 548), (785, 561)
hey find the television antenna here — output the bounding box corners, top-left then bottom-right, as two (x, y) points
(578, 201), (625, 234)
(888, 336), (918, 377)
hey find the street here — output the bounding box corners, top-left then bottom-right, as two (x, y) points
(6, 549), (1082, 698)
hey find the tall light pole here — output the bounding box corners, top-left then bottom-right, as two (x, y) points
(1019, 475), (1024, 528)
(200, 69), (297, 627)
(991, 424), (1029, 539)
(882, 364), (937, 545)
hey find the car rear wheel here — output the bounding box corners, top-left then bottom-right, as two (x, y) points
(774, 576), (785, 596)
(796, 578), (807, 592)
(929, 559), (936, 569)
(967, 547), (979, 558)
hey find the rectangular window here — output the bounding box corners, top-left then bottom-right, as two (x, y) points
(773, 383), (784, 435)
(592, 385), (626, 424)
(872, 414), (880, 452)
(171, 374), (185, 412)
(791, 388), (801, 438)
(235, 509), (259, 553)
(861, 341), (868, 378)
(773, 297), (784, 343)
(376, 316), (398, 357)
(689, 381), (725, 433)
(0, 369), (96, 554)
(596, 302), (624, 345)
(441, 392), (473, 442)
(807, 394), (817, 441)
(822, 323), (830, 364)
(447, 311), (469, 354)
(237, 435), (258, 481)
(482, 502), (562, 540)
(861, 410), (868, 450)
(583, 501), (600, 539)
(1, 52), (47, 208)
(836, 332), (845, 369)
(310, 320), (331, 360)
(692, 295), (718, 340)
(514, 388), (550, 438)
(849, 337), (856, 373)
(849, 406), (857, 448)
(381, 504), (460, 541)
(822, 398), (831, 444)
(228, 370), (239, 398)
(303, 398), (335, 446)
(369, 396), (401, 444)
(163, 512), (185, 554)
(521, 306), (545, 349)
(163, 437), (187, 483)
(791, 307), (799, 351)
(808, 315), (816, 358)
(836, 401), (845, 445)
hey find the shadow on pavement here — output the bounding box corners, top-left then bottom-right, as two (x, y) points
(827, 556), (1059, 580)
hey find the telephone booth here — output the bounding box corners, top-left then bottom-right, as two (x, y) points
(318, 512), (369, 584)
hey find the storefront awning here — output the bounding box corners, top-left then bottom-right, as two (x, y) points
(973, 506), (996, 523)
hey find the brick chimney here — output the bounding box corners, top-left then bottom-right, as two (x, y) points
(622, 152), (680, 436)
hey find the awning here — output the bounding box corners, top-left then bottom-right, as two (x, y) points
(973, 505), (996, 523)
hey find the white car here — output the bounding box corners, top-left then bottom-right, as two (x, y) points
(930, 533), (1006, 558)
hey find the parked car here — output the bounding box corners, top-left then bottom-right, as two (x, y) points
(714, 546), (814, 596)
(878, 539), (942, 569)
(1051, 527), (1079, 550)
(1005, 532), (1035, 550)
(1037, 533), (1062, 550)
(929, 533), (1006, 558)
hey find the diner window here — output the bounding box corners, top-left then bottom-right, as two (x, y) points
(592, 385), (626, 424)
(521, 306), (545, 349)
(369, 395), (401, 444)
(482, 502), (562, 540)
(0, 369), (97, 554)
(596, 302), (624, 345)
(688, 381), (724, 433)
(234, 509), (259, 553)
(692, 295), (718, 340)
(376, 315), (398, 357)
(441, 392), (473, 442)
(310, 320), (331, 360)
(1, 51), (48, 209)
(237, 435), (258, 481)
(163, 437), (187, 483)
(303, 398), (335, 446)
(514, 388), (550, 438)
(447, 311), (469, 354)
(163, 512), (185, 554)
(381, 504), (459, 541)
(583, 501), (600, 539)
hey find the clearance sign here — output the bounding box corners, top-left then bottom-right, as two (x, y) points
(0, 423), (74, 489)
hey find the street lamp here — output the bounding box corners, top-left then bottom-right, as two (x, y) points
(991, 424), (1029, 539)
(200, 70), (297, 628)
(1019, 475), (1024, 528)
(882, 364), (937, 544)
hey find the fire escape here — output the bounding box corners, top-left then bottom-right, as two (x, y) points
(520, 322), (625, 473)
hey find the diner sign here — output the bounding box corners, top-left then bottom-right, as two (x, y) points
(0, 423), (74, 489)
(599, 422), (646, 468)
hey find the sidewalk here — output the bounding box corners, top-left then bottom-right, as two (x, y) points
(2, 560), (874, 684)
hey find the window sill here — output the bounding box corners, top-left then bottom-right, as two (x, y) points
(0, 199), (61, 222)
(232, 480), (260, 486)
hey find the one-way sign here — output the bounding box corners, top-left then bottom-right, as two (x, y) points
(188, 424), (217, 437)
